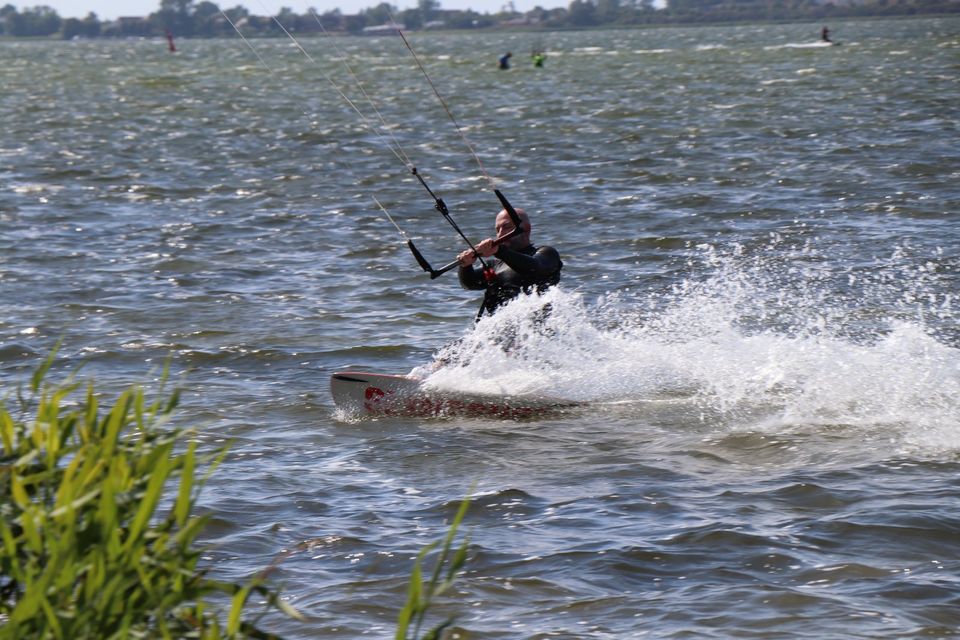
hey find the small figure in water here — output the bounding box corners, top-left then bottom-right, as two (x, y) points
(166, 30), (177, 53)
(532, 52), (546, 68)
(821, 25), (832, 43)
(498, 51), (512, 70)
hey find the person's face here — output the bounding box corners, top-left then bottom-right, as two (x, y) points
(495, 209), (531, 249)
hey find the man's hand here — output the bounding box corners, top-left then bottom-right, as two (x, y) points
(475, 238), (498, 257)
(457, 248), (476, 267)
(458, 238), (498, 267)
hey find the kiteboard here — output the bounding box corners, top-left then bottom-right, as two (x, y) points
(330, 371), (578, 419)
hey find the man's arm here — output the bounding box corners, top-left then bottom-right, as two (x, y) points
(494, 245), (562, 278)
(458, 263), (487, 290)
(457, 239), (499, 291)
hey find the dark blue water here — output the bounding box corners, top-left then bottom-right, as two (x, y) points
(2, 17), (959, 638)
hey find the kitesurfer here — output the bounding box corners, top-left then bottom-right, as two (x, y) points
(532, 52), (546, 68)
(498, 52), (512, 70)
(457, 208), (562, 320)
(821, 26), (832, 43)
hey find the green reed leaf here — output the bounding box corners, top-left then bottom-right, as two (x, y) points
(124, 445), (173, 552)
(10, 472), (30, 508)
(29, 343), (58, 394)
(175, 441), (197, 528)
(227, 583), (254, 635)
(1, 408), (15, 454)
(41, 596), (66, 640)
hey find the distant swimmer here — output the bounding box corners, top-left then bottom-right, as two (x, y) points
(532, 52), (546, 68)
(821, 26), (832, 43)
(499, 51), (512, 70)
(166, 30), (177, 53)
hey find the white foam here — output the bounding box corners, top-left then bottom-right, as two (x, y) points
(765, 42), (834, 50)
(417, 243), (959, 453)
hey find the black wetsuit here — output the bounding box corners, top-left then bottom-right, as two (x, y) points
(458, 243), (562, 320)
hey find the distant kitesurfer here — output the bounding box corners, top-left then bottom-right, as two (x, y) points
(821, 26), (831, 43)
(498, 51), (512, 70)
(457, 208), (562, 320)
(532, 52), (546, 68)
(166, 30), (177, 53)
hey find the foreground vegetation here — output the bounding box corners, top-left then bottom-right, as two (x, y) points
(0, 355), (300, 638)
(0, 354), (470, 639)
(1, 0), (956, 39)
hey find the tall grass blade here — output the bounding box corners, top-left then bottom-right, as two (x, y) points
(227, 583), (254, 635)
(397, 496), (472, 640)
(175, 441), (197, 527)
(124, 444), (173, 552)
(1, 408), (15, 453)
(29, 340), (59, 393)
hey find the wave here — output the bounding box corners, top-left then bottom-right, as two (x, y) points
(418, 241), (959, 454)
(765, 41), (836, 50)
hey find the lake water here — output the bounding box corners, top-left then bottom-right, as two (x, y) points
(2, 16), (959, 638)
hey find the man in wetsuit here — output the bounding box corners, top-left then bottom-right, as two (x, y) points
(456, 208), (562, 321)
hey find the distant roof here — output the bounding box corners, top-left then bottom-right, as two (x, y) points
(362, 22), (404, 33)
(500, 16), (540, 26)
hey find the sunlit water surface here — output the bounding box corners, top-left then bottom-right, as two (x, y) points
(2, 17), (959, 638)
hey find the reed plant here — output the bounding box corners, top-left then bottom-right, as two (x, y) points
(0, 353), (299, 639)
(0, 352), (471, 639)
(396, 496), (471, 640)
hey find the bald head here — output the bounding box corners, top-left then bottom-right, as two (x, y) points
(495, 208), (531, 250)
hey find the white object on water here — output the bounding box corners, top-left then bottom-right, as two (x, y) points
(330, 371), (577, 419)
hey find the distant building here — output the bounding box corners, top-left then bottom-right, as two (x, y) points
(362, 22), (404, 34)
(500, 16), (540, 27)
(107, 16), (151, 36)
(117, 16), (149, 28)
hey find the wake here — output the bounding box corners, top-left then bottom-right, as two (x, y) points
(417, 242), (959, 453)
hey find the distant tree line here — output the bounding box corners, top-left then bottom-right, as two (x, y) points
(1, 0), (957, 39)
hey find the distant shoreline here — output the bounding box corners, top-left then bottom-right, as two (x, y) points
(1, 13), (957, 43)
(1, 3), (956, 40)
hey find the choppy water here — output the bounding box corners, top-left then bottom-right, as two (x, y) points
(2, 16), (959, 638)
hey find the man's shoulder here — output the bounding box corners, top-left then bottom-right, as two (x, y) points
(534, 245), (562, 270)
